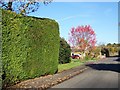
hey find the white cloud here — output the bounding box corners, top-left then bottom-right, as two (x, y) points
(56, 14), (90, 22)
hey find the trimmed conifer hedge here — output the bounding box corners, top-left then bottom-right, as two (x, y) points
(2, 9), (60, 86)
(59, 38), (71, 64)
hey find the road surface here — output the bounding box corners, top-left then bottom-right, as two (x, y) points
(51, 57), (120, 88)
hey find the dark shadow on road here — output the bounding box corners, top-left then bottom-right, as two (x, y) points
(86, 58), (120, 73)
(108, 55), (119, 57)
(114, 57), (120, 62)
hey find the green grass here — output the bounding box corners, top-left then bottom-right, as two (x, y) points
(58, 59), (83, 72)
(58, 58), (98, 72)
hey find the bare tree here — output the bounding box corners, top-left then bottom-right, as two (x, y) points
(0, 0), (52, 15)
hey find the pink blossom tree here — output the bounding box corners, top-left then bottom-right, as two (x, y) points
(69, 25), (96, 53)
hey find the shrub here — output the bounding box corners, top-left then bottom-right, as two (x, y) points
(118, 48), (120, 56)
(59, 38), (71, 64)
(2, 9), (60, 87)
(101, 47), (109, 57)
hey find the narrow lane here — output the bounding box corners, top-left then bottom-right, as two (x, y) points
(51, 57), (119, 88)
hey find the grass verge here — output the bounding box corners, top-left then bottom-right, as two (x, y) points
(58, 58), (98, 72)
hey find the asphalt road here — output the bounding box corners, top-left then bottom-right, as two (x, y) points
(51, 57), (120, 88)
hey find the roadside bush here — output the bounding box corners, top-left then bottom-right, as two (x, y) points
(2, 9), (60, 87)
(92, 47), (101, 59)
(101, 47), (109, 57)
(59, 38), (71, 64)
(118, 49), (120, 56)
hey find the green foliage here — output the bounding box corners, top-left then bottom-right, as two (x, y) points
(119, 49), (120, 56)
(93, 48), (101, 58)
(104, 43), (120, 56)
(84, 55), (90, 60)
(59, 38), (71, 64)
(2, 9), (60, 87)
(101, 48), (109, 57)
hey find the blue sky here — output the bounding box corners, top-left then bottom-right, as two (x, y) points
(28, 2), (118, 45)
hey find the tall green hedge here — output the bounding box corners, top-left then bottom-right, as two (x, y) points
(59, 38), (71, 64)
(2, 9), (60, 86)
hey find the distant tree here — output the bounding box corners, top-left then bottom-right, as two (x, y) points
(68, 25), (96, 53)
(118, 43), (120, 47)
(0, 0), (52, 15)
(107, 43), (112, 46)
(113, 43), (117, 47)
